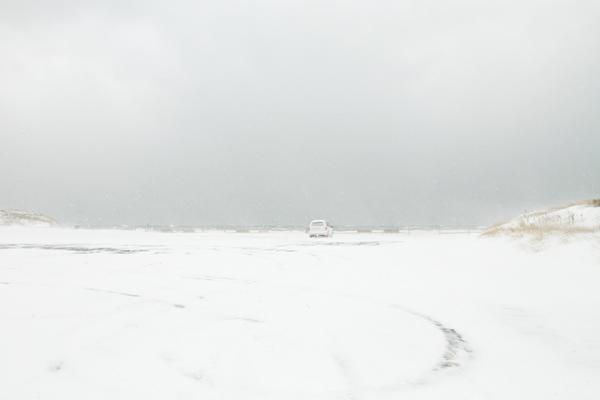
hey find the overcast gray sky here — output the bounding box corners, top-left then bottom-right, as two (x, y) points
(1, 0), (599, 226)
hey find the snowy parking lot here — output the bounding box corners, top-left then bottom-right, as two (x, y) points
(1, 227), (599, 400)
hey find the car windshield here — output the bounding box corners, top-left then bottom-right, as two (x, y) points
(311, 221), (324, 226)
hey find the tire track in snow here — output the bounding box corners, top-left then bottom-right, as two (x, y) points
(0, 243), (167, 254)
(83, 287), (187, 309)
(329, 304), (473, 399)
(177, 267), (473, 385)
(395, 307), (473, 373)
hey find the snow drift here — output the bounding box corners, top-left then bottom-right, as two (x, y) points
(484, 199), (600, 236)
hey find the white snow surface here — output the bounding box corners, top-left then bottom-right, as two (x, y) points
(1, 227), (600, 399)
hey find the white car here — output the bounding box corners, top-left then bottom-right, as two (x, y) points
(308, 220), (333, 238)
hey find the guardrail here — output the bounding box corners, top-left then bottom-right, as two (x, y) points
(70, 225), (485, 234)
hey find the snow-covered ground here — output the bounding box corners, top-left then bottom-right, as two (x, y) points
(1, 227), (599, 400)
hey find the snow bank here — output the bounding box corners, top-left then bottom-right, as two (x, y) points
(484, 199), (600, 236)
(0, 209), (56, 227)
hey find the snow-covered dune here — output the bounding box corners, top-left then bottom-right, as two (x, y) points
(484, 199), (600, 235)
(0, 209), (56, 227)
